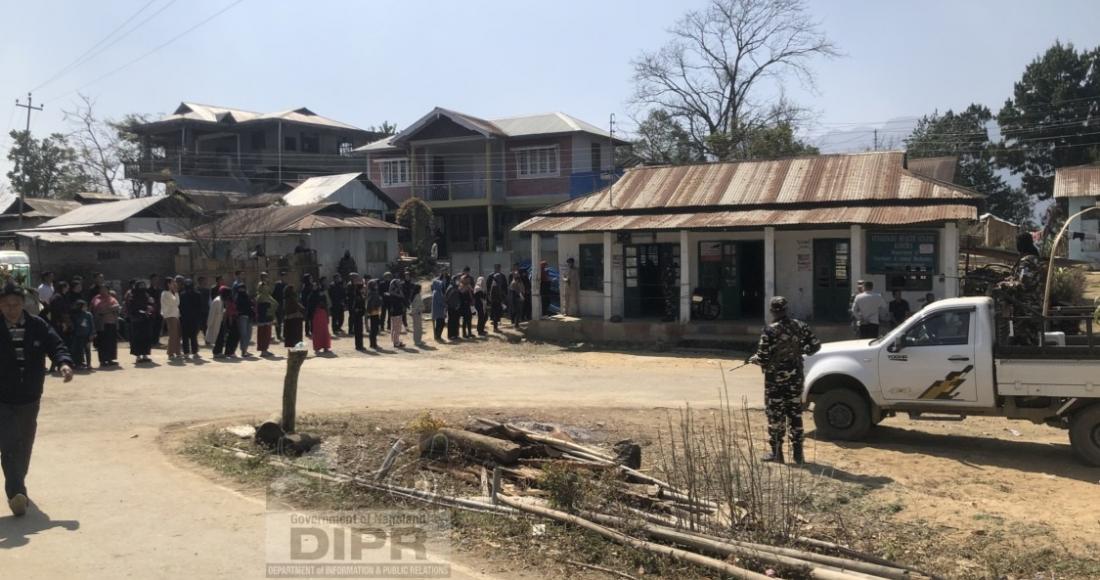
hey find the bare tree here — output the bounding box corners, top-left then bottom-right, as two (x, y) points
(63, 94), (152, 198)
(632, 0), (838, 159)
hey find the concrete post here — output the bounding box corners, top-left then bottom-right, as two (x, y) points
(530, 233), (542, 320)
(942, 222), (959, 298)
(850, 225), (863, 295)
(764, 227), (776, 310)
(679, 230), (690, 323)
(603, 232), (613, 321)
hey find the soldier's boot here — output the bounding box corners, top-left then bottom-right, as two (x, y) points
(791, 441), (805, 465)
(762, 441), (784, 464)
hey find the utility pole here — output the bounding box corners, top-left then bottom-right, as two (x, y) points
(14, 92), (44, 229)
(872, 128), (879, 151)
(608, 113), (615, 208)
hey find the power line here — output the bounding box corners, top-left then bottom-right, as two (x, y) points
(45, 0), (247, 104)
(30, 0), (163, 92)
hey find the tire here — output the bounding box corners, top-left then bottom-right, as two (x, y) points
(1068, 404), (1100, 467)
(813, 388), (872, 441)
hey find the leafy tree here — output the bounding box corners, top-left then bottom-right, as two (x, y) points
(633, 109), (702, 165)
(367, 121), (398, 137)
(632, 0), (837, 160)
(906, 104), (1033, 225)
(997, 41), (1100, 200)
(711, 118), (819, 160)
(6, 130), (90, 199)
(396, 197), (434, 259)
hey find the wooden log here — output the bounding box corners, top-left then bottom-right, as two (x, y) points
(255, 413), (285, 448)
(496, 495), (774, 580)
(434, 428), (526, 464)
(795, 537), (931, 576)
(281, 349), (308, 433)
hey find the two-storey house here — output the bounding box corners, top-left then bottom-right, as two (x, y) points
(356, 107), (628, 254)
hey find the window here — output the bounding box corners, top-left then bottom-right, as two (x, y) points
(591, 143), (602, 172)
(338, 140), (353, 156)
(250, 130), (266, 150)
(366, 242), (388, 263)
(379, 158), (410, 186)
(579, 244), (603, 291)
(301, 134), (320, 153)
(283, 136), (297, 151)
(902, 310), (971, 348)
(515, 146), (559, 178)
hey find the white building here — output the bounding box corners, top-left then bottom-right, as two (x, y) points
(514, 151), (980, 325)
(1053, 164), (1100, 264)
(282, 172), (396, 218)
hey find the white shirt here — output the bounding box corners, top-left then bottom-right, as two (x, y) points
(852, 291), (888, 325)
(37, 282), (54, 303)
(161, 290), (180, 319)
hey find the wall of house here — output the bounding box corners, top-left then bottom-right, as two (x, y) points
(1068, 196), (1100, 264)
(310, 228), (399, 279)
(505, 136), (573, 197)
(123, 218), (188, 234)
(367, 150), (413, 204)
(326, 181), (391, 213)
(24, 242), (185, 288)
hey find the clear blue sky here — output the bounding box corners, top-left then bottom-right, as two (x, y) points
(2, 0), (1100, 187)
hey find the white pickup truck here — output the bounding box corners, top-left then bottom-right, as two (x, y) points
(803, 296), (1100, 466)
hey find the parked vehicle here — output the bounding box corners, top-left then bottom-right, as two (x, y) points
(0, 250), (31, 282)
(803, 296), (1100, 465)
(691, 287), (721, 321)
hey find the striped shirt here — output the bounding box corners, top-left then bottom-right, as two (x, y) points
(7, 313), (26, 368)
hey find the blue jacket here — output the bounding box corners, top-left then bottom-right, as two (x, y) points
(431, 279), (447, 319)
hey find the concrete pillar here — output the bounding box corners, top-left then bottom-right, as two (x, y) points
(850, 224), (864, 295)
(530, 232), (542, 320)
(764, 227), (776, 309)
(942, 222), (959, 298)
(679, 230), (691, 323)
(603, 232), (613, 321)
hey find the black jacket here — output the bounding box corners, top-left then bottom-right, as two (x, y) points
(0, 313), (72, 404)
(180, 289), (203, 324)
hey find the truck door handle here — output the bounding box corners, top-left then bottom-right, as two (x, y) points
(948, 356), (970, 362)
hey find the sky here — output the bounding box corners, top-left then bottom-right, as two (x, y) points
(2, 0), (1100, 188)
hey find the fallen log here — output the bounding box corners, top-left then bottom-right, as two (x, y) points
(496, 495), (775, 580)
(795, 537), (934, 577)
(433, 428), (526, 464)
(255, 413), (285, 448)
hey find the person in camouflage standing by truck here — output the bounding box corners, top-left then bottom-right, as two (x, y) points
(993, 233), (1045, 346)
(750, 296), (821, 464)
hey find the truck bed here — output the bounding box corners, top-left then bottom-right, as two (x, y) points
(996, 358), (1100, 398)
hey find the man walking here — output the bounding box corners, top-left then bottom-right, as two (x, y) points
(750, 296), (820, 465)
(851, 280), (888, 339)
(560, 258), (578, 317)
(0, 282), (74, 516)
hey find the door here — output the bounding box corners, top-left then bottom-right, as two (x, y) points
(878, 308), (978, 402)
(698, 242), (739, 319)
(624, 243), (679, 318)
(814, 239), (851, 322)
(738, 241), (765, 318)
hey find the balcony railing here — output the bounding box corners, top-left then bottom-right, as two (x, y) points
(124, 150), (364, 180)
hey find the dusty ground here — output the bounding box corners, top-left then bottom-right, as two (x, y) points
(1, 327), (1098, 578)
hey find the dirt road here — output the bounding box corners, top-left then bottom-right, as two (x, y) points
(0, 335), (757, 579)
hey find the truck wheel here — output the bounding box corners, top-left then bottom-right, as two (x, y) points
(813, 388), (871, 441)
(1069, 404), (1100, 467)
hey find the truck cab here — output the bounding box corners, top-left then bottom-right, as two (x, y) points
(803, 297), (1100, 466)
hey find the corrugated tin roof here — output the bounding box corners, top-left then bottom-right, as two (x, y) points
(1053, 164), (1100, 198)
(16, 231), (190, 244)
(73, 191), (123, 203)
(514, 204), (977, 233)
(145, 102), (366, 132)
(385, 107), (629, 149)
(36, 196), (167, 228)
(170, 175), (256, 196)
(0, 195), (81, 217)
(537, 152), (979, 215)
(354, 136), (400, 153)
(282, 172), (397, 209)
(189, 203), (401, 238)
(908, 156), (958, 183)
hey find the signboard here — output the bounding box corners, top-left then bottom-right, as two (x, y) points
(700, 242), (722, 262)
(796, 240), (811, 271)
(866, 231), (938, 274)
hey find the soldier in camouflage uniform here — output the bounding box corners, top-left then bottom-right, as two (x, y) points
(750, 296), (822, 464)
(992, 233), (1045, 346)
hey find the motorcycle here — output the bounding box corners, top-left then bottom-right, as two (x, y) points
(690, 287), (721, 321)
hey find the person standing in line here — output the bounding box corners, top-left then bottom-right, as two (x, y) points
(179, 279), (202, 360)
(196, 275), (210, 340)
(272, 270), (287, 343)
(231, 270), (245, 292)
(487, 264), (507, 332)
(87, 272), (106, 300)
(222, 287), (241, 359)
(254, 282), (278, 357)
(431, 272), (448, 342)
(148, 274), (163, 347)
(69, 300), (94, 370)
(750, 296), (821, 465)
(36, 272), (54, 316)
(402, 271), (416, 331)
(380, 272), (393, 331)
(366, 280), (383, 350)
(91, 284), (120, 367)
(282, 286), (304, 349)
(161, 278), (182, 360)
(509, 271), (526, 328)
(387, 278), (406, 348)
(328, 274), (346, 335)
(851, 280), (888, 339)
(459, 276), (473, 338)
(445, 278), (462, 340)
(888, 290), (911, 329)
(206, 285), (227, 355)
(473, 276), (487, 336)
(235, 285), (254, 357)
(0, 282), (74, 517)
(539, 261), (552, 316)
(349, 276), (367, 351)
(337, 250), (357, 279)
(307, 281), (332, 354)
(300, 274), (314, 337)
(128, 282), (155, 364)
(520, 266), (532, 321)
(67, 280), (92, 366)
(409, 282), (425, 346)
(560, 258), (578, 317)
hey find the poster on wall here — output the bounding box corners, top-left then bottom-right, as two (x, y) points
(796, 240), (811, 271)
(866, 231), (938, 273)
(700, 242), (722, 262)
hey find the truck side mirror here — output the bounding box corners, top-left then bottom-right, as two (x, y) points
(887, 341), (901, 353)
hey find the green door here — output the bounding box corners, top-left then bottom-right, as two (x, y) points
(813, 239), (851, 322)
(625, 243), (679, 318)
